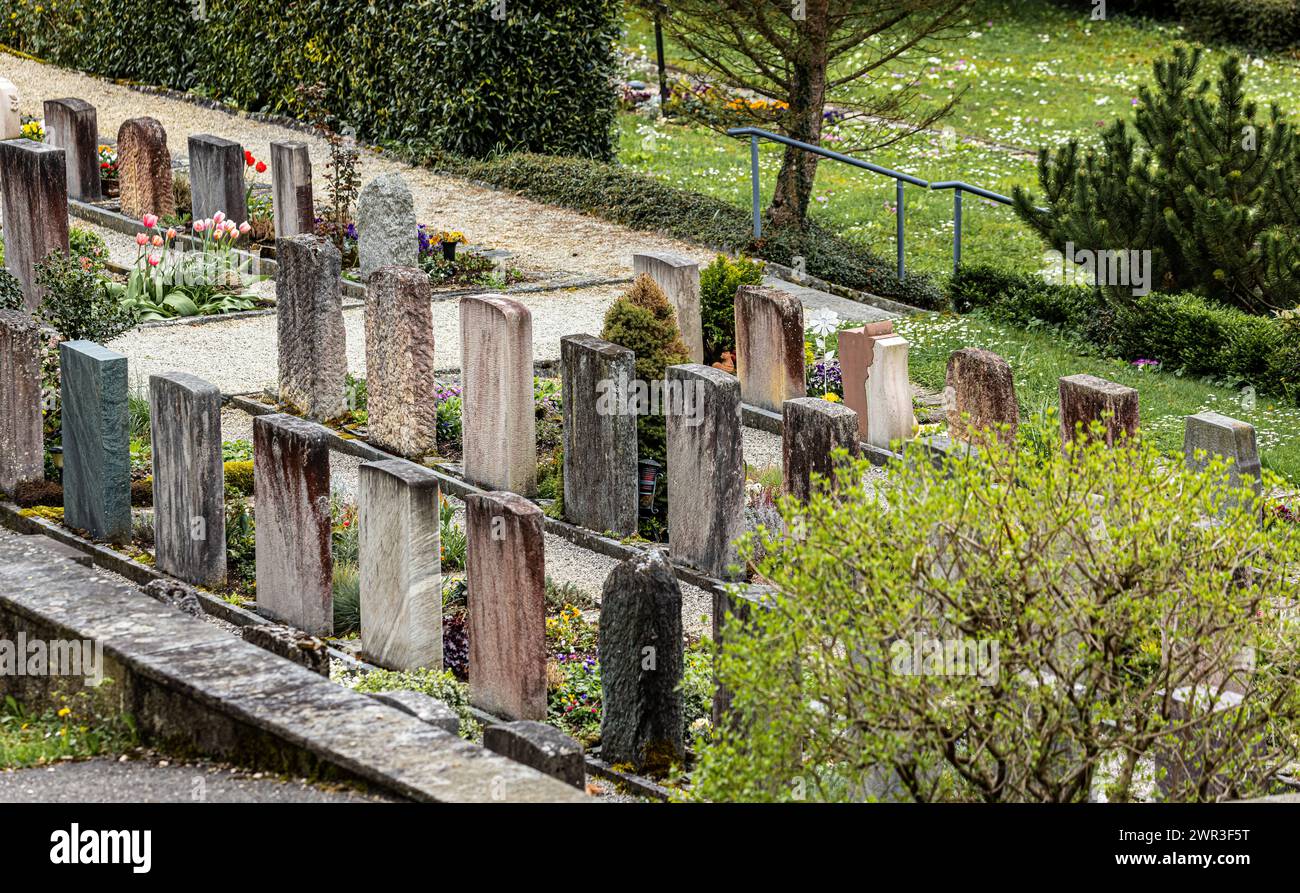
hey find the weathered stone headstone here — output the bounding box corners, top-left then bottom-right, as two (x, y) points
(59, 341), (130, 544)
(1058, 374), (1138, 447)
(665, 364), (744, 578)
(270, 140), (314, 239)
(944, 347), (1018, 446)
(0, 78), (19, 140)
(632, 251), (703, 363)
(357, 172), (417, 283)
(0, 139), (70, 310)
(734, 284), (805, 413)
(459, 295), (537, 496)
(561, 334), (637, 537)
(42, 98), (100, 202)
(483, 721), (585, 789)
(865, 334), (913, 450)
(712, 584), (776, 729)
(0, 310), (43, 495)
(149, 371), (226, 587)
(117, 117), (176, 221)
(467, 491), (546, 721)
(364, 266), (437, 456)
(253, 414), (333, 636)
(1184, 411), (1262, 495)
(359, 459), (442, 672)
(838, 321), (894, 441)
(276, 234), (347, 421)
(599, 548), (684, 774)
(187, 133), (247, 223)
(783, 397), (860, 501)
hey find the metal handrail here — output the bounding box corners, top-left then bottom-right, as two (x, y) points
(727, 127), (1021, 277)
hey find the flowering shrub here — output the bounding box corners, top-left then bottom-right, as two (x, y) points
(20, 118), (43, 141)
(97, 144), (117, 182)
(664, 77), (788, 130)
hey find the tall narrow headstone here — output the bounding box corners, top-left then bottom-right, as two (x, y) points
(117, 117), (176, 221)
(561, 334), (637, 536)
(276, 234), (347, 421)
(271, 140), (314, 239)
(0, 311), (43, 495)
(1184, 412), (1262, 495)
(712, 585), (776, 729)
(43, 98), (100, 202)
(865, 334), (913, 450)
(365, 266), (437, 456)
(59, 341), (130, 544)
(253, 414), (333, 636)
(1059, 374), (1139, 447)
(357, 173), (417, 282)
(467, 491), (546, 721)
(945, 348), (1018, 446)
(0, 139), (70, 310)
(359, 459), (442, 671)
(599, 549), (684, 775)
(149, 372), (226, 587)
(734, 284), (805, 413)
(0, 78), (19, 140)
(459, 295), (537, 496)
(187, 133), (247, 223)
(783, 397), (860, 502)
(633, 251), (703, 363)
(666, 364), (744, 578)
(838, 321), (894, 441)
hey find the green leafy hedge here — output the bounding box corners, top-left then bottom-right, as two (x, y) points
(951, 263), (1300, 399)
(1053, 0), (1300, 50)
(0, 0), (620, 160)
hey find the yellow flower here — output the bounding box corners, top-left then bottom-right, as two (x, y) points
(822, 392), (840, 403)
(57, 707), (71, 717)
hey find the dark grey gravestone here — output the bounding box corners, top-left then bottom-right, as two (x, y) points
(59, 340), (131, 544)
(712, 585), (777, 729)
(368, 689), (460, 736)
(43, 97), (101, 201)
(1184, 411), (1262, 496)
(598, 548), (684, 775)
(271, 140), (314, 239)
(149, 371), (226, 587)
(782, 396), (860, 502)
(0, 310), (44, 495)
(561, 334), (638, 537)
(187, 133), (248, 223)
(666, 364), (745, 578)
(484, 720), (585, 788)
(0, 139), (69, 310)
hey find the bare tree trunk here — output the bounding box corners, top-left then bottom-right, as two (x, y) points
(767, 2), (829, 230)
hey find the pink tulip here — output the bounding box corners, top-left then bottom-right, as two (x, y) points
(135, 232), (149, 246)
(142, 213), (159, 229)
(213, 211), (226, 225)
(239, 221), (251, 235)
(166, 228), (177, 241)
(147, 253), (160, 266)
(194, 220), (207, 233)
(151, 234), (164, 247)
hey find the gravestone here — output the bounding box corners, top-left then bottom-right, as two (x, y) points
(459, 295), (537, 495)
(357, 173), (417, 282)
(632, 251), (703, 363)
(665, 364), (744, 578)
(187, 133), (247, 223)
(364, 266), (437, 456)
(59, 341), (130, 544)
(270, 140), (314, 239)
(865, 334), (913, 450)
(945, 347), (1018, 446)
(0, 78), (19, 139)
(783, 397), (860, 501)
(1184, 412), (1262, 495)
(1058, 374), (1139, 447)
(149, 372), (226, 587)
(117, 117), (175, 220)
(467, 491), (546, 721)
(734, 284), (805, 413)
(43, 98), (100, 202)
(253, 414), (333, 636)
(483, 721), (585, 789)
(599, 548), (684, 774)
(712, 585), (776, 729)
(0, 139), (69, 310)
(359, 459), (442, 672)
(838, 321), (895, 441)
(561, 334), (638, 537)
(276, 234), (347, 421)
(0, 311), (43, 495)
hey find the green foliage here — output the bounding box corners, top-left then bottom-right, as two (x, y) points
(600, 275), (691, 462)
(224, 494), (256, 591)
(339, 666), (478, 740)
(700, 254), (766, 362)
(544, 576), (597, 613)
(439, 497), (467, 572)
(1, 691), (137, 769)
(1173, 0), (1300, 50)
(694, 431), (1300, 802)
(33, 251), (135, 343)
(0, 269), (23, 312)
(333, 562), (361, 636)
(223, 461), (255, 496)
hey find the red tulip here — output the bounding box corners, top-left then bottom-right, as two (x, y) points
(255, 161), (267, 173)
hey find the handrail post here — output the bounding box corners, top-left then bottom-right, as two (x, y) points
(952, 188), (963, 274)
(750, 135), (762, 241)
(896, 179), (905, 281)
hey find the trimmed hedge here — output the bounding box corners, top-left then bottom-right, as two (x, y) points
(399, 146), (945, 309)
(1052, 0), (1300, 51)
(951, 264), (1300, 399)
(0, 0), (620, 160)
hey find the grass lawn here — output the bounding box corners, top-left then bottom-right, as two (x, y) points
(0, 693), (137, 769)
